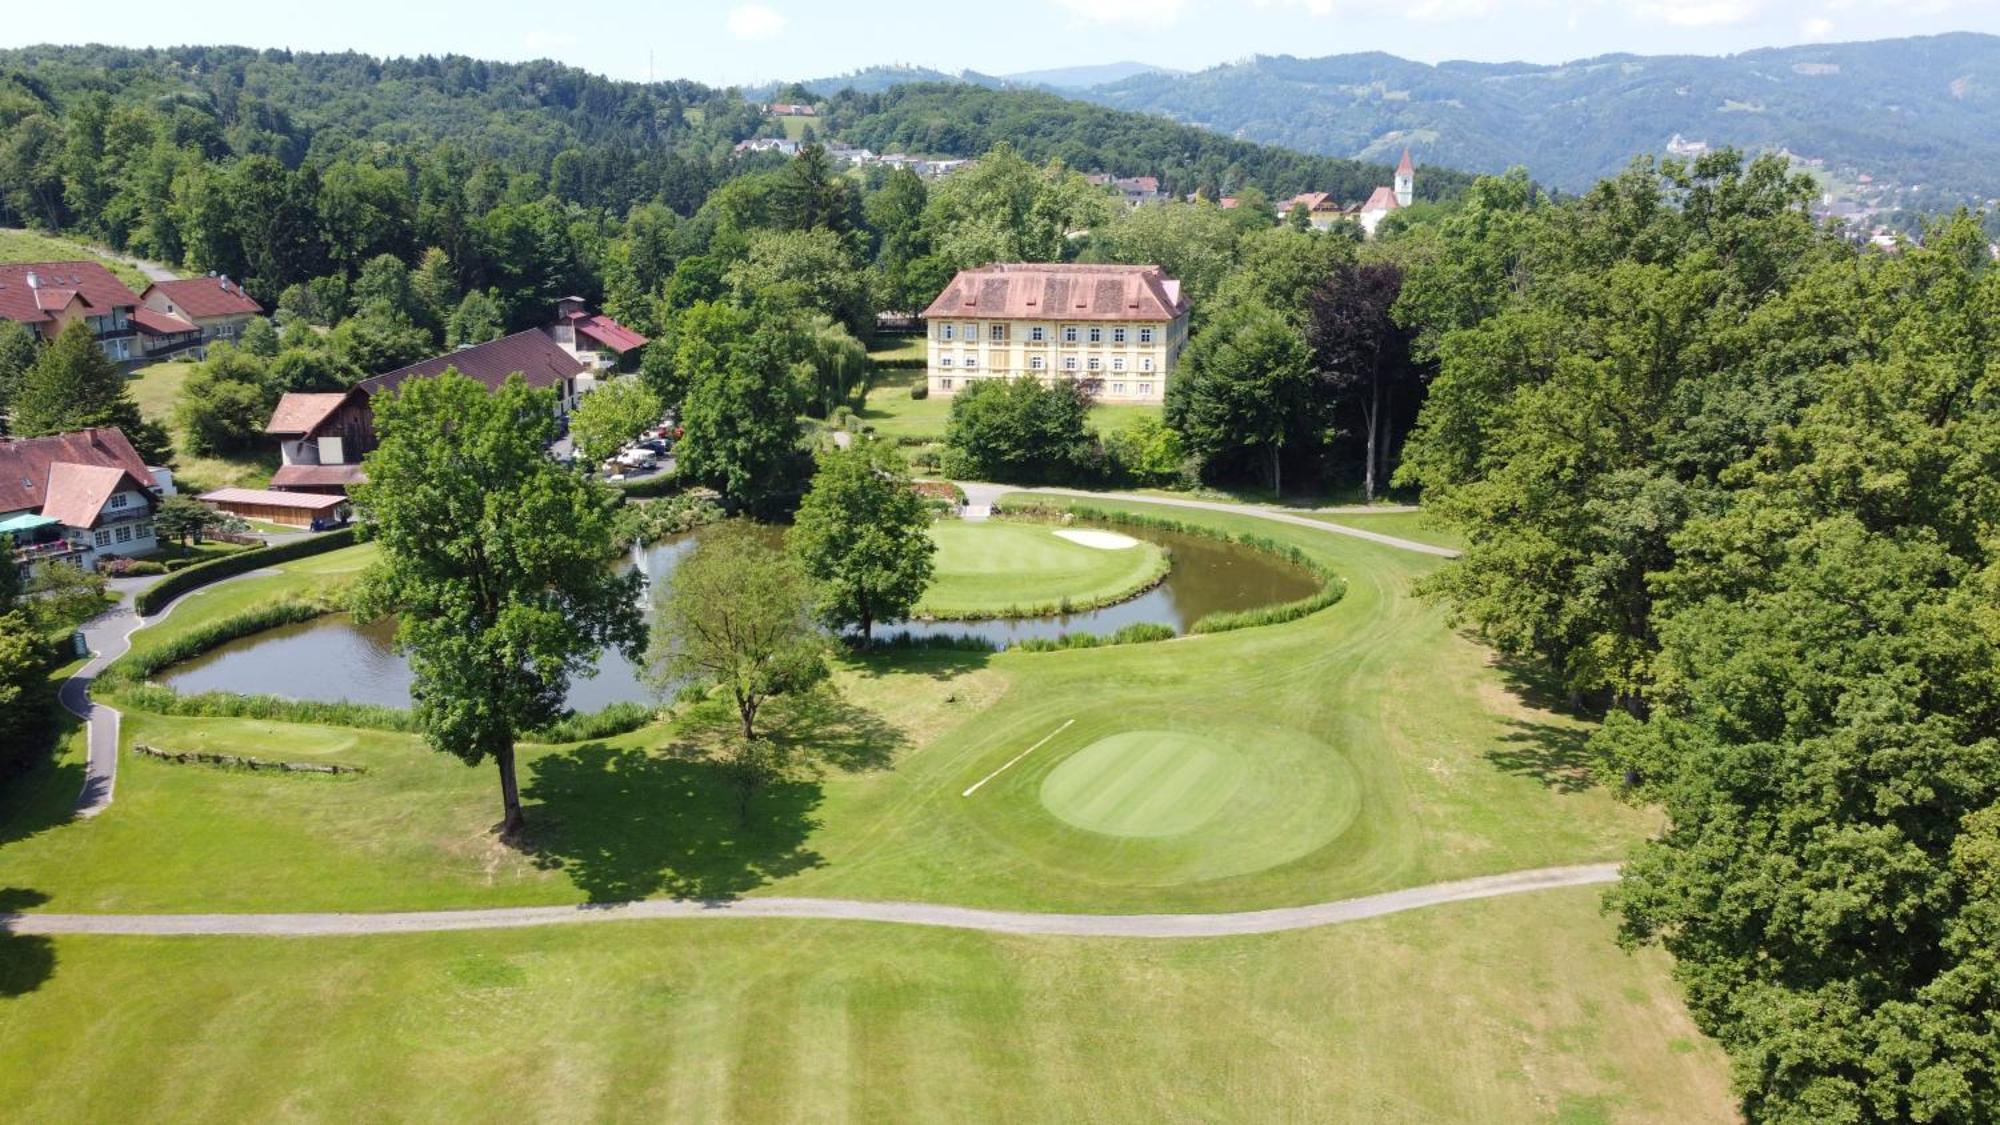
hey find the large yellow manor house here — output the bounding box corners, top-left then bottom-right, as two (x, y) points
(919, 263), (1192, 404)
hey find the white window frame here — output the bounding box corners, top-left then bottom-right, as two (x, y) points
(940, 356), (953, 368)
(1112, 382), (1125, 394)
(94, 529), (112, 546)
(962, 323), (976, 341)
(1113, 328), (1127, 344)
(964, 355), (978, 369)
(1142, 357), (1154, 371)
(1030, 326), (1045, 342)
(114, 525), (133, 544)
(1087, 357), (1102, 372)
(1063, 356), (1078, 371)
(942, 324), (954, 341)
(1088, 327), (1102, 344)
(940, 377), (953, 389)
(1139, 328), (1155, 344)
(107, 492), (128, 510)
(1029, 356), (1045, 370)
(1063, 326), (1078, 343)
(1112, 358), (1125, 372)
(1138, 383), (1152, 396)
(989, 324), (1005, 342)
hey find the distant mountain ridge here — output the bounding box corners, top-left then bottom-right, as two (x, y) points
(784, 35), (2000, 201)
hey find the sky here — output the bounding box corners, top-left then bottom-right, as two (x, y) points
(6, 0), (1997, 88)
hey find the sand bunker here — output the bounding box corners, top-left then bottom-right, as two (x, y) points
(1053, 529), (1141, 550)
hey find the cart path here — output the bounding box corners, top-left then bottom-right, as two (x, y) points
(954, 483), (1459, 558)
(61, 569), (282, 817)
(1, 863), (1616, 939)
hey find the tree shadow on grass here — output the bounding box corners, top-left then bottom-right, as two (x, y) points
(519, 743), (825, 904)
(841, 645), (993, 684)
(761, 686), (907, 774)
(0, 889), (56, 998)
(1486, 720), (1601, 794)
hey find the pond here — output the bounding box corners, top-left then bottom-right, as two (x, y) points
(154, 522), (1321, 711)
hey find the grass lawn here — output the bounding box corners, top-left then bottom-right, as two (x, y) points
(126, 361), (275, 493)
(777, 114), (820, 141)
(0, 889), (1732, 1122)
(916, 521), (1167, 617)
(1310, 510), (1467, 552)
(0, 502), (1733, 1115)
(0, 502), (1655, 915)
(0, 228), (149, 291)
(856, 366), (1163, 442)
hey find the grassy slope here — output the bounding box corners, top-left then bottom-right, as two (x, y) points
(0, 890), (1733, 1123)
(916, 521), (1166, 616)
(125, 361), (275, 493)
(0, 499), (1652, 914)
(0, 228), (149, 291)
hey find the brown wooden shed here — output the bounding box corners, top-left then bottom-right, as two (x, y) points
(199, 488), (352, 529)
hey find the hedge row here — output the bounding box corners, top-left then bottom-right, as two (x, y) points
(134, 527), (359, 615)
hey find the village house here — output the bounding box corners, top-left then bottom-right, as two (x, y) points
(262, 312), (625, 498)
(140, 276), (263, 346)
(0, 428), (170, 575)
(1358, 150), (1417, 237)
(920, 263), (1191, 404)
(0, 261), (145, 362)
(548, 296), (649, 387)
(198, 487), (351, 530)
(1088, 174), (1167, 208)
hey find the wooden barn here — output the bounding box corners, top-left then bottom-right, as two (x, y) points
(199, 488), (352, 530)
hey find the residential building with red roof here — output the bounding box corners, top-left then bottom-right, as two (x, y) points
(141, 276), (263, 347)
(920, 263), (1192, 404)
(0, 428), (165, 574)
(0, 261), (145, 362)
(549, 296), (650, 386)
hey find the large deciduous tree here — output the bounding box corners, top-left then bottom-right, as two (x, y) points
(11, 321), (170, 464)
(1166, 301), (1315, 495)
(1307, 261), (1423, 503)
(790, 446), (935, 644)
(352, 372), (645, 836)
(674, 305), (811, 513)
(652, 519), (827, 743)
(941, 377), (1098, 485)
(569, 377), (663, 468)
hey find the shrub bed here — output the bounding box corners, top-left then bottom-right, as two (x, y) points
(135, 743), (366, 774)
(134, 528), (358, 616)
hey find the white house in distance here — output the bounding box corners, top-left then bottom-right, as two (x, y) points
(0, 428), (168, 575)
(920, 263), (1192, 404)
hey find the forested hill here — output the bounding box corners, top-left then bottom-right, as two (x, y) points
(1078, 33), (2000, 199)
(817, 84), (1470, 203)
(0, 43), (1463, 228)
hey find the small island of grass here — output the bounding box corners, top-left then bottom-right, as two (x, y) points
(914, 520), (1170, 620)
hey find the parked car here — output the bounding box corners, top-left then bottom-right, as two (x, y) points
(617, 448), (658, 469)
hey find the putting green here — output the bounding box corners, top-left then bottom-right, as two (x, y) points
(1041, 732), (1243, 837)
(916, 520), (1169, 618)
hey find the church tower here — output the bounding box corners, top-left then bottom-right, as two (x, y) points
(1394, 148), (1415, 208)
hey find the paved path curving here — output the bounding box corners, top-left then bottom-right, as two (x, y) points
(60, 569), (280, 817)
(956, 483), (1459, 559)
(2, 864), (1617, 939)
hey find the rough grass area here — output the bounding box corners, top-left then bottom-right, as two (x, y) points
(1309, 510), (1467, 551)
(126, 360), (275, 492)
(0, 891), (1733, 1122)
(916, 521), (1167, 618)
(0, 227), (149, 291)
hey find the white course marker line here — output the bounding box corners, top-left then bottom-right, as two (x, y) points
(962, 719), (1075, 798)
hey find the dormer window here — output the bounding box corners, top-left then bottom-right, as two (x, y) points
(107, 493), (128, 510)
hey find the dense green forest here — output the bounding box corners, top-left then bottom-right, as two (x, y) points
(1396, 152), (1999, 1121)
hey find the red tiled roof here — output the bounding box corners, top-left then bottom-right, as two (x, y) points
(0, 428), (153, 517)
(131, 307), (198, 336)
(1283, 192), (1336, 212)
(357, 330), (586, 397)
(0, 261), (142, 328)
(41, 462), (151, 529)
(145, 277), (262, 320)
(921, 263), (1190, 323)
(200, 487), (349, 511)
(264, 392), (357, 436)
(574, 314), (649, 354)
(1397, 148), (1415, 176)
(270, 463), (368, 489)
(1362, 186), (1402, 213)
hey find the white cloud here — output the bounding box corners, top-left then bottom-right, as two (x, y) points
(1631, 0), (1759, 27)
(1801, 14), (1835, 36)
(1246, 0), (1340, 15)
(1406, 0), (1498, 20)
(726, 3), (789, 41)
(1053, 0), (1192, 24)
